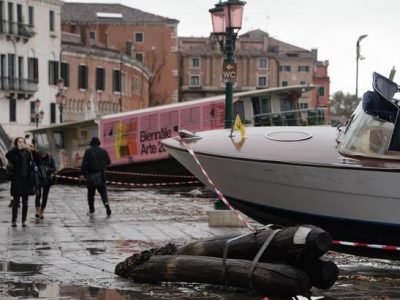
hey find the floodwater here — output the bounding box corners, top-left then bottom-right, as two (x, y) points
(0, 183), (399, 299)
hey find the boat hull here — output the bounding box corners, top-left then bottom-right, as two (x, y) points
(162, 128), (400, 258)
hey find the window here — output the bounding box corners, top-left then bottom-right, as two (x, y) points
(252, 96), (271, 115)
(133, 77), (142, 95)
(280, 98), (294, 111)
(257, 58), (268, 69)
(48, 60), (58, 85)
(300, 103), (308, 110)
(318, 86), (325, 97)
(50, 103), (56, 124)
(96, 67), (105, 91)
(9, 98), (16, 122)
(135, 53), (144, 62)
(279, 65), (291, 72)
(0, 1), (3, 33)
(18, 56), (23, 80)
(53, 132), (64, 148)
(78, 65), (88, 89)
(30, 101), (36, 123)
(298, 65), (310, 72)
(113, 69), (121, 92)
(49, 10), (55, 32)
(28, 57), (38, 82)
(8, 3), (13, 34)
(28, 6), (34, 27)
(300, 81), (306, 85)
(281, 81), (288, 87)
(60, 62), (69, 87)
(70, 25), (77, 33)
(89, 31), (96, 41)
(190, 58), (200, 68)
(8, 54), (15, 79)
(190, 75), (200, 87)
(257, 76), (267, 87)
(135, 32), (143, 43)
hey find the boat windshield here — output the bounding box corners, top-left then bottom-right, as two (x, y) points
(339, 72), (400, 159)
(339, 102), (395, 157)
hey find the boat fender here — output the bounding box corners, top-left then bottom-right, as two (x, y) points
(293, 227), (312, 245)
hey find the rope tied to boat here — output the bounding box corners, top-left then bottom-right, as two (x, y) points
(178, 137), (256, 232)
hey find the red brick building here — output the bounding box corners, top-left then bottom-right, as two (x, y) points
(60, 32), (151, 122)
(179, 29), (330, 110)
(61, 3), (179, 107)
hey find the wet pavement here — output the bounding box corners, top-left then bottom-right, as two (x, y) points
(0, 182), (399, 299)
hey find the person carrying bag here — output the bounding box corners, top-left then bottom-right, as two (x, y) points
(80, 137), (112, 216)
(35, 149), (56, 219)
(6, 137), (35, 227)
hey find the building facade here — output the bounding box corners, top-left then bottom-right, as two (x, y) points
(61, 3), (179, 107)
(179, 29), (330, 110)
(60, 32), (151, 122)
(0, 0), (62, 139)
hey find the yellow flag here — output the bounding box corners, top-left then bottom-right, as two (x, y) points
(233, 114), (246, 138)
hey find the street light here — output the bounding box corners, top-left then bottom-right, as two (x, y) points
(355, 34), (368, 101)
(56, 78), (66, 123)
(210, 0), (246, 129)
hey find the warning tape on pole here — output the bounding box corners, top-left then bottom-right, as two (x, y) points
(333, 240), (400, 251)
(178, 138), (256, 232)
(54, 174), (200, 188)
(64, 167), (196, 179)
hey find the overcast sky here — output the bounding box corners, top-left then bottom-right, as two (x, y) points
(65, 0), (400, 97)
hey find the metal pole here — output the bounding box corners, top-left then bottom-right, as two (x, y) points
(355, 34), (367, 101)
(355, 50), (359, 101)
(224, 27), (234, 129)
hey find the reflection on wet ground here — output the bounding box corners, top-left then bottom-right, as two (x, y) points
(0, 183), (399, 299)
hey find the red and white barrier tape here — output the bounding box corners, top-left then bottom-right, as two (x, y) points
(64, 167), (196, 179)
(178, 138), (256, 232)
(104, 169), (196, 179)
(333, 240), (400, 251)
(54, 174), (200, 188)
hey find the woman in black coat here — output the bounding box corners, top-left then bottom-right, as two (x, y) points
(5, 137), (35, 227)
(35, 150), (56, 219)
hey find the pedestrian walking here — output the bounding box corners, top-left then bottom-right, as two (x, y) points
(80, 137), (112, 216)
(5, 137), (35, 227)
(35, 149), (56, 219)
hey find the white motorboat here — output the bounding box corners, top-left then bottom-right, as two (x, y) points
(162, 73), (400, 258)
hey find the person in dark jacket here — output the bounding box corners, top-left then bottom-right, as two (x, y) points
(35, 149), (56, 219)
(5, 137), (35, 227)
(80, 137), (112, 216)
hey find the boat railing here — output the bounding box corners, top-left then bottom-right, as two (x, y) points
(253, 108), (328, 127)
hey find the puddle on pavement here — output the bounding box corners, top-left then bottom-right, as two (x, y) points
(86, 247), (106, 255)
(0, 261), (42, 273)
(1, 281), (263, 299)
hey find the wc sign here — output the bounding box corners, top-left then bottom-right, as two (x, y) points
(222, 61), (237, 83)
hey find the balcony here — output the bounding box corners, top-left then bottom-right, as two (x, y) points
(0, 20), (35, 41)
(0, 77), (38, 94)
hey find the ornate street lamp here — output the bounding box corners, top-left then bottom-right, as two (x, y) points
(210, 0), (246, 129)
(56, 78), (66, 123)
(355, 34), (367, 101)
